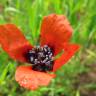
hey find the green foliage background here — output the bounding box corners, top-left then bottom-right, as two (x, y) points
(0, 0), (96, 96)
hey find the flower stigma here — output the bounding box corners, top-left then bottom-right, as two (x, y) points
(25, 45), (54, 72)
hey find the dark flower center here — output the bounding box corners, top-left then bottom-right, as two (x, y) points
(26, 45), (54, 72)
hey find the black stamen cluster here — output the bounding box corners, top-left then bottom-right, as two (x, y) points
(26, 45), (54, 72)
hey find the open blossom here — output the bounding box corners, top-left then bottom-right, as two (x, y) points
(0, 14), (80, 90)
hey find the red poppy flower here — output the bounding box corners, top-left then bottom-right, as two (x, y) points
(0, 14), (80, 90)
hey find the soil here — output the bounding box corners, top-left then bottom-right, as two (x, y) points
(74, 63), (96, 96)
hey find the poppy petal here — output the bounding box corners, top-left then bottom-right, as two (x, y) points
(0, 24), (32, 62)
(53, 43), (80, 72)
(15, 66), (55, 90)
(40, 14), (73, 55)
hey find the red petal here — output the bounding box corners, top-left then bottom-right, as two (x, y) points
(53, 43), (80, 72)
(15, 66), (55, 90)
(0, 24), (32, 62)
(40, 14), (73, 55)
